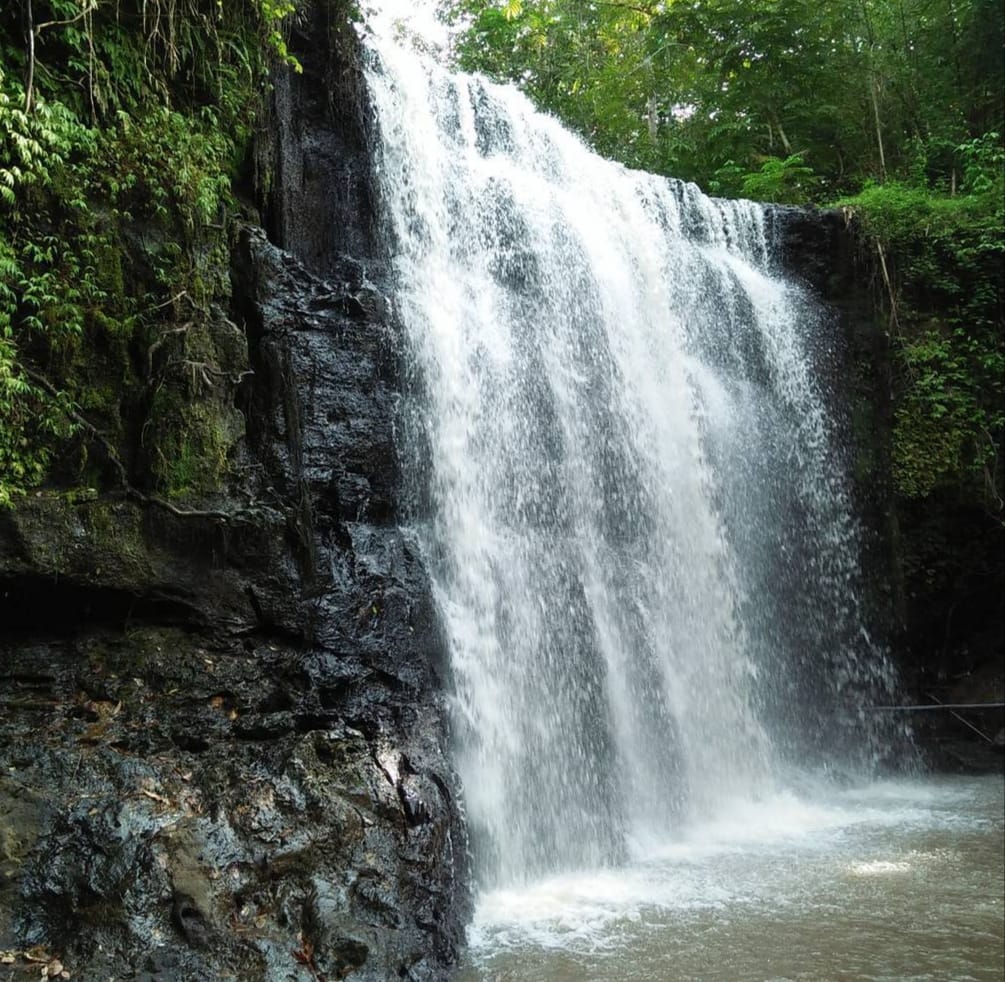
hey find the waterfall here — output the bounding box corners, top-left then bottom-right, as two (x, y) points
(360, 9), (900, 890)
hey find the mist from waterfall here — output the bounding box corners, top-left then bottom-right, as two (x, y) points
(360, 6), (902, 889)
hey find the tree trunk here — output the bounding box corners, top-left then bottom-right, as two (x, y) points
(24, 0), (35, 113)
(647, 93), (658, 141)
(869, 73), (887, 181)
(769, 111), (792, 154)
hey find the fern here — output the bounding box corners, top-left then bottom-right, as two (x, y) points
(1, 3), (308, 505)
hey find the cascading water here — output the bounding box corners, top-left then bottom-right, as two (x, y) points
(360, 7), (901, 891)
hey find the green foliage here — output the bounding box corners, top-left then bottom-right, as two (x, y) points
(892, 331), (998, 498)
(957, 131), (1005, 196)
(444, 0), (1004, 202)
(0, 67), (94, 502)
(258, 0), (304, 72)
(0, 1), (304, 506)
(739, 155), (818, 206)
(95, 106), (236, 304)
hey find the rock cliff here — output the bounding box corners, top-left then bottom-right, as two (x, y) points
(0, 7), (468, 979)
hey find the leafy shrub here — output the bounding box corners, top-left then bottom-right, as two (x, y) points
(739, 154), (818, 204)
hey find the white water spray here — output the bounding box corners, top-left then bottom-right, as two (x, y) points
(360, 6), (900, 888)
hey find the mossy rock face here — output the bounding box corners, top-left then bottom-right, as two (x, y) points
(1, 495), (152, 588)
(148, 394), (240, 497)
(142, 313), (250, 497)
(0, 491), (284, 635)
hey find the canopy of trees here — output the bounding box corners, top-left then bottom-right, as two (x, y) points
(441, 0), (1003, 202)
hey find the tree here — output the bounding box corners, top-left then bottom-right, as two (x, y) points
(442, 0), (1004, 199)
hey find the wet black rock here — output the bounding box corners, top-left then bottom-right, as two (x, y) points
(0, 222), (467, 979)
(769, 203), (901, 656)
(0, 11), (470, 968)
(768, 205), (854, 295)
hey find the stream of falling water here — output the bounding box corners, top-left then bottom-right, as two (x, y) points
(352, 6), (1000, 980)
(362, 1), (900, 881)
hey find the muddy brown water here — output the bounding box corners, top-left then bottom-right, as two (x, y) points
(457, 775), (1004, 982)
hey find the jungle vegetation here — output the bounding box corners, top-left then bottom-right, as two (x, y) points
(0, 0), (301, 506)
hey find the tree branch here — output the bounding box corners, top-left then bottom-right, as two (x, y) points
(24, 0), (97, 113)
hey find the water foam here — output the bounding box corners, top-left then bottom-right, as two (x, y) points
(464, 778), (997, 958)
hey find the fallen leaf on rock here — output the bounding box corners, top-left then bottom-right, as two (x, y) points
(78, 722), (109, 744)
(140, 789), (171, 805)
(292, 933), (315, 967)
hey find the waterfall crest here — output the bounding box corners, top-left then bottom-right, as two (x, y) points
(361, 11), (899, 888)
